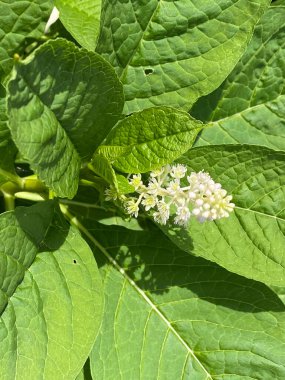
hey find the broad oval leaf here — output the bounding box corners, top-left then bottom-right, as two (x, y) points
(55, 0), (101, 50)
(82, 222), (285, 379)
(0, 202), (103, 380)
(8, 38), (124, 198)
(98, 107), (203, 173)
(192, 5), (285, 151)
(0, 0), (53, 75)
(96, 0), (270, 113)
(161, 145), (285, 287)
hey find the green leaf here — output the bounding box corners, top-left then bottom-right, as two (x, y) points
(98, 107), (203, 173)
(0, 0), (53, 75)
(80, 222), (285, 379)
(161, 144), (285, 287)
(55, 0), (101, 50)
(0, 202), (103, 379)
(0, 83), (17, 186)
(192, 5), (285, 151)
(8, 39), (124, 198)
(91, 154), (118, 189)
(96, 0), (270, 114)
(116, 174), (135, 195)
(75, 359), (92, 380)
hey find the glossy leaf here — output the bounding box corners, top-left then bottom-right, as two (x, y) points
(8, 39), (124, 198)
(193, 5), (285, 151)
(161, 145), (285, 286)
(0, 202), (103, 380)
(81, 221), (285, 379)
(98, 107), (203, 173)
(97, 0), (270, 113)
(55, 0), (101, 50)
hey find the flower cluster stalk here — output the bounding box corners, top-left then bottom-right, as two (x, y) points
(105, 164), (235, 227)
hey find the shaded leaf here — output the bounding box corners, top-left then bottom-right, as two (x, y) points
(0, 202), (103, 379)
(0, 0), (53, 75)
(80, 221), (285, 379)
(8, 39), (124, 198)
(161, 145), (285, 286)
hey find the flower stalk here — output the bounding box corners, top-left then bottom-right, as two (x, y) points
(105, 164), (235, 227)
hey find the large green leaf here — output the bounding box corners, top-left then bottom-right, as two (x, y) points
(55, 0), (101, 50)
(75, 220), (285, 379)
(96, 0), (270, 114)
(8, 38), (124, 198)
(0, 0), (53, 75)
(0, 201), (103, 379)
(98, 107), (203, 173)
(192, 5), (285, 151)
(160, 145), (285, 287)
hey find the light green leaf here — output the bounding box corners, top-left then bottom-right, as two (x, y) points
(75, 359), (92, 380)
(161, 144), (285, 287)
(192, 5), (285, 151)
(91, 154), (118, 189)
(55, 0), (101, 50)
(116, 174), (135, 195)
(0, 0), (53, 75)
(98, 107), (203, 173)
(97, 0), (270, 114)
(80, 221), (285, 379)
(8, 39), (124, 198)
(0, 202), (103, 380)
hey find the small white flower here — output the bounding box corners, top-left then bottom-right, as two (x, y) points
(174, 206), (191, 227)
(166, 180), (181, 195)
(155, 201), (170, 224)
(142, 194), (157, 211)
(125, 199), (140, 217)
(106, 164), (234, 227)
(129, 174), (143, 190)
(105, 186), (118, 201)
(170, 164), (187, 179)
(150, 167), (165, 177)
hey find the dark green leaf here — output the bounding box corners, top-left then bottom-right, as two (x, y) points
(0, 0), (53, 75)
(8, 39), (124, 198)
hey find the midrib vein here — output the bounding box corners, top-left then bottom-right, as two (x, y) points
(119, 1), (160, 81)
(68, 211), (212, 380)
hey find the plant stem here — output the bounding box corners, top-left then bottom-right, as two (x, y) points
(4, 193), (15, 211)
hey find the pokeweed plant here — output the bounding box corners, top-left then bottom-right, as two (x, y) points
(1, 0), (285, 379)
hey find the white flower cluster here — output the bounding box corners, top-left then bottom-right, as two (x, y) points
(105, 164), (235, 227)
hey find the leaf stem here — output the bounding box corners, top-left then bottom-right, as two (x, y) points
(4, 193), (15, 211)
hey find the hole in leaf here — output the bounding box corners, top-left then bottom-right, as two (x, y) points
(73, 259), (77, 264)
(144, 68), (154, 75)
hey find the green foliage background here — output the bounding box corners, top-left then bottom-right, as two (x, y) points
(1, 0), (285, 379)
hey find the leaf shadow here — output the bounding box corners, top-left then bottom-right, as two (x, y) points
(94, 222), (285, 313)
(15, 200), (69, 252)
